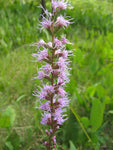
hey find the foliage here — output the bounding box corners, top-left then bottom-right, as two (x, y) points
(0, 0), (113, 150)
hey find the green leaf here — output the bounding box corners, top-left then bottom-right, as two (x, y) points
(108, 110), (113, 114)
(96, 85), (105, 98)
(86, 86), (96, 97)
(16, 94), (26, 102)
(105, 96), (111, 104)
(5, 141), (14, 150)
(0, 113), (10, 128)
(3, 106), (16, 127)
(6, 130), (21, 150)
(69, 141), (77, 150)
(81, 117), (90, 128)
(90, 99), (105, 132)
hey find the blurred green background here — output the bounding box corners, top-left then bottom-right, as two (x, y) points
(0, 0), (113, 149)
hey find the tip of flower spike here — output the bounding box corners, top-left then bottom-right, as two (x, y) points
(52, 0), (73, 12)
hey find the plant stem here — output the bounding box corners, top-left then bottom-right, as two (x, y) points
(48, 4), (55, 149)
(70, 107), (91, 142)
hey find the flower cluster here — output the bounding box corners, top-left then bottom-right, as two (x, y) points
(32, 0), (73, 149)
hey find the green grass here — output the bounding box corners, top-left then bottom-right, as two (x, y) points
(0, 46), (36, 102)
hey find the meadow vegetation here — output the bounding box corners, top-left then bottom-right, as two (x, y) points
(0, 0), (113, 149)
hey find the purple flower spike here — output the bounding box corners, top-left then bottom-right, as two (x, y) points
(32, 1), (73, 149)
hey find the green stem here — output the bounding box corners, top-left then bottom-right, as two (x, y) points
(70, 107), (91, 142)
(70, 107), (98, 150)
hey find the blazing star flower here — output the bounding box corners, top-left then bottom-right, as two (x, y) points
(38, 39), (46, 47)
(47, 42), (52, 48)
(37, 71), (45, 79)
(55, 15), (70, 27)
(38, 48), (49, 61)
(52, 0), (58, 12)
(53, 108), (67, 125)
(40, 16), (52, 29)
(61, 37), (70, 44)
(44, 141), (48, 146)
(57, 97), (69, 107)
(61, 50), (68, 58)
(40, 102), (50, 111)
(54, 38), (63, 48)
(43, 64), (53, 74)
(32, 48), (49, 62)
(57, 57), (67, 70)
(43, 85), (55, 94)
(57, 70), (69, 85)
(57, 0), (68, 10)
(52, 0), (70, 12)
(38, 89), (47, 100)
(32, 1), (73, 149)
(41, 113), (51, 125)
(57, 87), (67, 97)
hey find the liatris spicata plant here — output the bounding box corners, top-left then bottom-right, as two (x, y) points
(32, 0), (73, 149)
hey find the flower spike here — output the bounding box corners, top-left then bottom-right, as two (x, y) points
(32, 1), (73, 149)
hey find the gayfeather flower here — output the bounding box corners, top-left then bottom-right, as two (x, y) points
(43, 85), (55, 94)
(57, 0), (68, 10)
(40, 16), (52, 29)
(52, 0), (72, 12)
(47, 42), (52, 48)
(57, 70), (69, 85)
(61, 37), (71, 44)
(38, 39), (46, 47)
(40, 102), (50, 111)
(41, 113), (51, 125)
(34, 48), (48, 61)
(32, 1), (73, 149)
(51, 0), (58, 12)
(57, 87), (67, 97)
(55, 15), (70, 27)
(43, 64), (53, 74)
(58, 97), (70, 107)
(57, 57), (67, 70)
(37, 70), (45, 79)
(54, 38), (63, 48)
(61, 50), (68, 58)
